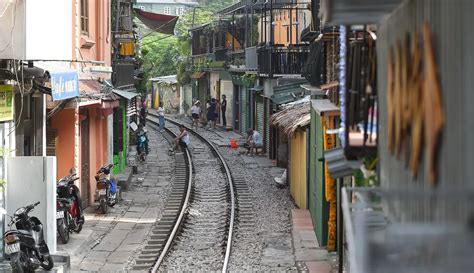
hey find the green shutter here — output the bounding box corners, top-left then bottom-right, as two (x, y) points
(314, 113), (329, 246)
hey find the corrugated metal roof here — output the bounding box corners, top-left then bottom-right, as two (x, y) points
(311, 99), (340, 115)
(150, 75), (177, 84)
(113, 89), (139, 100)
(272, 82), (309, 105)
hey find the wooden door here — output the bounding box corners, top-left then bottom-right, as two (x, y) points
(80, 109), (90, 207)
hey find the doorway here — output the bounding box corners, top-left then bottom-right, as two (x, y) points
(80, 109), (90, 207)
(233, 85), (240, 131)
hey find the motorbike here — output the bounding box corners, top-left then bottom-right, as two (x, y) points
(95, 163), (118, 214)
(2, 202), (54, 273)
(56, 173), (84, 244)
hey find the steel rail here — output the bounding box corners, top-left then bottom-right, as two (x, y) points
(146, 117), (193, 273)
(162, 116), (235, 273)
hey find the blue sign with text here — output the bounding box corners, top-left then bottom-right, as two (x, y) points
(50, 71), (79, 101)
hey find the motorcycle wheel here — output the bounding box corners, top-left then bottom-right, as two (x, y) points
(58, 219), (69, 244)
(40, 255), (54, 270)
(10, 253), (25, 273)
(74, 220), (83, 233)
(100, 199), (107, 214)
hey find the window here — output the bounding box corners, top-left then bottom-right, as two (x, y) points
(80, 0), (89, 35)
(163, 6), (171, 15)
(138, 5), (145, 10)
(176, 7), (185, 16)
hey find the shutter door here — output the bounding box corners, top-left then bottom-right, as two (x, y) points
(256, 96), (264, 136)
(46, 129), (57, 156)
(241, 87), (248, 134)
(264, 98), (271, 153)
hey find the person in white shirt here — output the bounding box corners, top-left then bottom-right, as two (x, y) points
(157, 102), (165, 132)
(190, 100), (201, 131)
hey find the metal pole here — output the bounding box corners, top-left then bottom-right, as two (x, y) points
(250, 2), (254, 46)
(295, 2), (299, 44)
(289, 0), (293, 46)
(232, 13), (236, 52)
(269, 0), (273, 77)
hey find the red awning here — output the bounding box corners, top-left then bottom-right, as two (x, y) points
(134, 9), (178, 35)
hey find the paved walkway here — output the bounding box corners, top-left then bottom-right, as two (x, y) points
(58, 128), (174, 272)
(292, 209), (336, 273)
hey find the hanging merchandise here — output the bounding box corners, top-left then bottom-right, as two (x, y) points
(323, 116), (336, 252)
(386, 23), (444, 184)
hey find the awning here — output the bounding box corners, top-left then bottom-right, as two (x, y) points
(311, 99), (340, 116)
(324, 148), (362, 179)
(150, 75), (177, 84)
(190, 72), (206, 79)
(250, 85), (263, 92)
(272, 82), (309, 105)
(134, 8), (178, 35)
(320, 0), (402, 26)
(113, 89), (139, 100)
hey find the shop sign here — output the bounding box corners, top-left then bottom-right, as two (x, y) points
(50, 71), (79, 101)
(0, 85), (14, 122)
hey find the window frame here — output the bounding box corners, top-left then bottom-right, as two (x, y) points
(163, 6), (171, 15)
(80, 0), (89, 35)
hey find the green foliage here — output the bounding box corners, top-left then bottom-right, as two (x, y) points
(354, 156), (378, 187)
(241, 73), (257, 87)
(138, 0), (235, 91)
(139, 34), (179, 91)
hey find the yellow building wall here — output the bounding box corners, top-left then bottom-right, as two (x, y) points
(290, 129), (307, 209)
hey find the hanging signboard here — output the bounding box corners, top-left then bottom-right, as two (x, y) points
(50, 71), (79, 101)
(0, 85), (14, 122)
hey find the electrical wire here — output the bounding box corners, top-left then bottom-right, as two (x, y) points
(0, 0), (16, 54)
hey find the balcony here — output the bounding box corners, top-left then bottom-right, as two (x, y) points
(257, 44), (309, 77)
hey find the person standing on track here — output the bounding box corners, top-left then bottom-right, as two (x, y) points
(207, 98), (217, 129)
(157, 102), (165, 132)
(221, 95), (227, 128)
(191, 100), (201, 131)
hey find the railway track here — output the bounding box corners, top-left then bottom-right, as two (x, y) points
(133, 113), (235, 272)
(130, 118), (192, 271)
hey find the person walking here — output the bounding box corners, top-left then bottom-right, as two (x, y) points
(157, 102), (165, 132)
(191, 100), (201, 131)
(221, 95), (227, 128)
(207, 98), (217, 129)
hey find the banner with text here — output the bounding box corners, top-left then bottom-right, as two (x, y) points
(51, 71), (79, 101)
(0, 85), (14, 122)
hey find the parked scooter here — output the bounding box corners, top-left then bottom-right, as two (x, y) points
(95, 163), (118, 214)
(56, 172), (84, 244)
(136, 125), (148, 162)
(2, 203), (54, 273)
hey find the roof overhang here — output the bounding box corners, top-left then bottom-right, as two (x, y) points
(112, 89), (139, 100)
(190, 71), (206, 79)
(320, 0), (403, 26)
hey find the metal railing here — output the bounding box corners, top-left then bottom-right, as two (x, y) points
(257, 45), (309, 76)
(342, 187), (474, 273)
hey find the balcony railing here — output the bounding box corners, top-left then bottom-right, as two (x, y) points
(257, 44), (309, 76)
